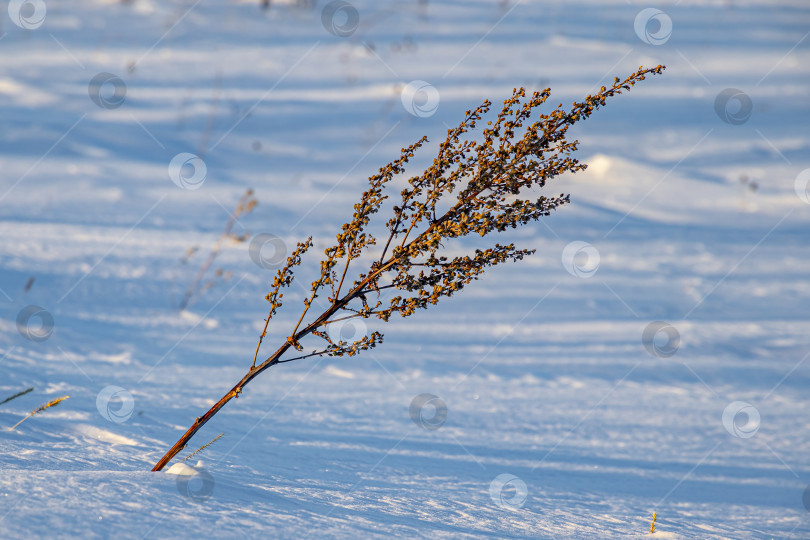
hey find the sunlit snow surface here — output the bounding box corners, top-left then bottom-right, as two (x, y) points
(1, 1), (809, 538)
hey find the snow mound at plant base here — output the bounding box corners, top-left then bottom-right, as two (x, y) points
(165, 462), (202, 476)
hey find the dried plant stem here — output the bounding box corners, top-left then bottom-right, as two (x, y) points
(0, 387), (34, 407)
(152, 66), (665, 472)
(179, 189), (257, 310)
(9, 395), (69, 431)
(196, 71), (223, 160)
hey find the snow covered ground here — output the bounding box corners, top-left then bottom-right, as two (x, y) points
(1, 0), (809, 538)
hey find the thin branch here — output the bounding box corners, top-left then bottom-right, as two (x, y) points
(276, 349), (332, 364)
(182, 432), (224, 462)
(179, 189), (257, 310)
(0, 387), (34, 407)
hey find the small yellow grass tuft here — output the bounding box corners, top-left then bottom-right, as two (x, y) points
(9, 395), (70, 431)
(650, 512), (657, 534)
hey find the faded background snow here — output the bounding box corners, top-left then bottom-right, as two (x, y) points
(1, 0), (809, 538)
